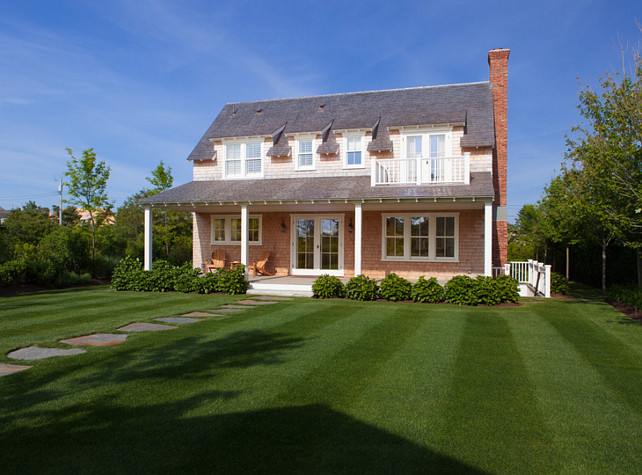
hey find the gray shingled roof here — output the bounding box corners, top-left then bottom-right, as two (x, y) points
(187, 82), (495, 161)
(140, 172), (494, 205)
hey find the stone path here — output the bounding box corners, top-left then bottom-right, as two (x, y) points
(117, 322), (177, 332)
(60, 334), (128, 346)
(155, 317), (204, 324)
(3, 296), (287, 376)
(0, 363), (31, 377)
(7, 346), (86, 360)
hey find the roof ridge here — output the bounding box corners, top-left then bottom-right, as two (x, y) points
(226, 81), (491, 106)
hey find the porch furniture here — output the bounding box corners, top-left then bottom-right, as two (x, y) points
(205, 249), (227, 273)
(251, 250), (274, 277)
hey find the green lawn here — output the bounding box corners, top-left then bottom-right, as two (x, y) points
(1, 286), (641, 473)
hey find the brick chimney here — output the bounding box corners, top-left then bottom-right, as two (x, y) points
(488, 48), (510, 267)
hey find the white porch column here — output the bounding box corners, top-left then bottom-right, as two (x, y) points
(241, 204), (249, 275)
(354, 203), (362, 276)
(484, 201), (492, 276)
(144, 205), (153, 271)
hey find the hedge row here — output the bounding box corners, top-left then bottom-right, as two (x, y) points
(312, 273), (519, 306)
(111, 256), (248, 295)
(607, 284), (642, 312)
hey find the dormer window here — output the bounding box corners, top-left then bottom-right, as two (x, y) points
(297, 137), (315, 170)
(345, 135), (364, 168)
(224, 141), (263, 178)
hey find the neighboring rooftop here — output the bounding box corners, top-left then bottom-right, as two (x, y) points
(187, 82), (495, 161)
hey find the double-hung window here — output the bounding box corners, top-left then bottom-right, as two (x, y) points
(382, 213), (458, 261)
(225, 141), (263, 178)
(297, 138), (314, 169)
(211, 215), (262, 245)
(345, 135), (363, 168)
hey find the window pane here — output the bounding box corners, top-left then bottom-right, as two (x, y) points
(430, 135), (445, 158)
(249, 218), (259, 242)
(445, 216), (455, 236)
(386, 217), (404, 237)
(436, 216), (445, 236)
(230, 218), (241, 242)
(213, 218), (225, 242)
(406, 136), (422, 158)
(246, 159), (261, 174)
(246, 142), (261, 158)
(411, 237), (429, 257)
(226, 160), (241, 175)
(386, 237), (404, 257)
(410, 217), (428, 236)
(226, 144), (241, 159)
(347, 151), (361, 165)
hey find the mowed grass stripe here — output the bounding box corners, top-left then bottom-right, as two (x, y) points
(442, 309), (556, 473)
(349, 304), (468, 443)
(274, 303), (426, 409)
(506, 300), (642, 473)
(540, 300), (642, 413)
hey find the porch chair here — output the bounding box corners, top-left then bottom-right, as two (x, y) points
(251, 250), (274, 277)
(205, 249), (227, 273)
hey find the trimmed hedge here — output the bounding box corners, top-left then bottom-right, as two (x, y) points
(345, 274), (379, 301)
(411, 276), (444, 303)
(111, 256), (248, 295)
(312, 274), (345, 299)
(379, 273), (412, 301)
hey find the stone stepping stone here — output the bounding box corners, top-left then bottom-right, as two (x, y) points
(237, 299), (278, 305)
(209, 308), (244, 313)
(7, 346), (85, 360)
(60, 333), (128, 346)
(117, 322), (177, 332)
(221, 304), (254, 309)
(182, 311), (219, 317)
(155, 317), (204, 324)
(0, 363), (31, 377)
(251, 296), (293, 301)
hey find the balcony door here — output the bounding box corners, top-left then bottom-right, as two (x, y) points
(291, 215), (344, 276)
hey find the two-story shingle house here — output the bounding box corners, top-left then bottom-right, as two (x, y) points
(141, 48), (509, 282)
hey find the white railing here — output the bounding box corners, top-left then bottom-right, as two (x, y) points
(371, 154), (470, 186)
(507, 260), (551, 298)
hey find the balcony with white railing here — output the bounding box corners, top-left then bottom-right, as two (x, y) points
(371, 154), (470, 186)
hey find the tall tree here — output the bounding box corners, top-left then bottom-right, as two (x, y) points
(64, 148), (111, 271)
(566, 46), (642, 286)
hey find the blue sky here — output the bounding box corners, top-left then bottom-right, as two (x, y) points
(0, 0), (639, 222)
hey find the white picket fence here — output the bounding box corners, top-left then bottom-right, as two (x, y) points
(495, 260), (551, 298)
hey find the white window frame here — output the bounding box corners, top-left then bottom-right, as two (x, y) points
(401, 129), (452, 160)
(295, 135), (316, 170)
(343, 133), (365, 169)
(223, 139), (264, 179)
(381, 213), (459, 262)
(210, 215), (262, 245)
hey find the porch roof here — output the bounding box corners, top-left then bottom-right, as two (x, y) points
(140, 172), (494, 207)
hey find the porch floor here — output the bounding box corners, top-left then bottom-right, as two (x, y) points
(247, 275), (350, 297)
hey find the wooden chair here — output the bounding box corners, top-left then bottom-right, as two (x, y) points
(251, 250), (274, 277)
(205, 249), (227, 273)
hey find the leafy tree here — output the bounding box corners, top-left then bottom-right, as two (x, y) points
(3, 202), (56, 249)
(508, 204), (546, 262)
(51, 205), (81, 226)
(565, 48), (642, 287)
(64, 148), (111, 271)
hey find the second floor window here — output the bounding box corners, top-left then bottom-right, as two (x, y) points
(225, 142), (262, 178)
(346, 136), (363, 167)
(298, 139), (314, 169)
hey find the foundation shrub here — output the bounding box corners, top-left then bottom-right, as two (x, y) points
(411, 276), (445, 303)
(445, 275), (479, 306)
(345, 274), (379, 301)
(312, 274), (345, 299)
(379, 273), (412, 301)
(111, 256), (143, 291)
(550, 272), (569, 295)
(475, 276), (501, 306)
(217, 264), (249, 295)
(494, 274), (520, 303)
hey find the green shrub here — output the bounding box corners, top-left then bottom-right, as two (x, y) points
(379, 273), (412, 301)
(345, 274), (379, 301)
(494, 274), (520, 303)
(550, 272), (569, 295)
(0, 259), (27, 286)
(411, 276), (444, 303)
(54, 271), (93, 287)
(198, 271), (221, 294)
(475, 275), (501, 306)
(312, 274), (345, 298)
(217, 264), (249, 295)
(445, 275), (479, 305)
(111, 256), (143, 290)
(607, 284), (642, 312)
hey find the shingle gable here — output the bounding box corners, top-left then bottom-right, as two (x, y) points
(187, 82), (495, 160)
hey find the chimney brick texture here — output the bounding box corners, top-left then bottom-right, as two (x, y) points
(488, 48), (510, 267)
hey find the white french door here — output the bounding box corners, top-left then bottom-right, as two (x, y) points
(290, 215), (344, 276)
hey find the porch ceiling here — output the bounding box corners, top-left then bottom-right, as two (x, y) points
(140, 173), (494, 210)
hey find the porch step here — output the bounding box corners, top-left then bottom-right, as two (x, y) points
(247, 281), (313, 297)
